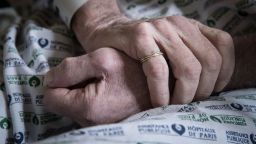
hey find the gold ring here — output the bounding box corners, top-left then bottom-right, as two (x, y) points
(140, 51), (164, 63)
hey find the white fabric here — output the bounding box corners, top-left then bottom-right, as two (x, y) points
(37, 88), (256, 144)
(0, 0), (256, 143)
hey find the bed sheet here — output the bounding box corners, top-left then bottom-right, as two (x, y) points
(0, 0), (256, 143)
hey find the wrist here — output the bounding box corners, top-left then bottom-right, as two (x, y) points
(72, 11), (128, 38)
(71, 0), (129, 42)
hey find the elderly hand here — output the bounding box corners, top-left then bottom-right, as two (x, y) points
(43, 48), (151, 126)
(73, 2), (235, 106)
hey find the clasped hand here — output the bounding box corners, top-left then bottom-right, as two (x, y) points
(44, 15), (235, 125)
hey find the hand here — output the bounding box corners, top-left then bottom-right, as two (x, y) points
(43, 48), (151, 125)
(73, 8), (235, 106)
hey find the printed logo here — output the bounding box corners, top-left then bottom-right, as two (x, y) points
(138, 124), (171, 135)
(38, 38), (49, 48)
(210, 115), (246, 126)
(230, 103), (243, 111)
(36, 62), (49, 73)
(35, 95), (44, 106)
(0, 118), (11, 129)
(226, 131), (249, 144)
(87, 127), (124, 136)
(32, 49), (43, 60)
(188, 126), (216, 140)
(178, 113), (209, 123)
(140, 113), (150, 119)
(171, 124), (185, 136)
(5, 58), (25, 68)
(206, 103), (256, 113)
(29, 76), (40, 87)
(209, 115), (222, 123)
(8, 93), (32, 106)
(14, 132), (24, 144)
(234, 94), (256, 100)
(178, 105), (196, 112)
(205, 104), (232, 110)
(250, 134), (256, 144)
(69, 130), (85, 136)
(19, 111), (62, 125)
(27, 60), (34, 67)
(161, 105), (169, 110)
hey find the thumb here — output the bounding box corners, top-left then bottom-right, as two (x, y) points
(43, 85), (98, 125)
(44, 54), (102, 88)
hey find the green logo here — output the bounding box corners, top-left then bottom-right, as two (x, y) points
(210, 115), (246, 126)
(210, 115), (222, 123)
(0, 118), (11, 129)
(29, 76), (40, 87)
(28, 60), (34, 67)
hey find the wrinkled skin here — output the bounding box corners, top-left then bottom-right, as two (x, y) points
(44, 48), (151, 126)
(74, 13), (235, 106)
(44, 34), (256, 126)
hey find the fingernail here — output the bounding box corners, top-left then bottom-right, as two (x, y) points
(43, 71), (53, 87)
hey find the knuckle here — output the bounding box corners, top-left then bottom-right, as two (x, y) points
(204, 50), (222, 73)
(146, 60), (169, 79)
(218, 31), (232, 42)
(166, 15), (185, 22)
(152, 18), (166, 26)
(132, 23), (154, 58)
(91, 48), (120, 72)
(188, 18), (199, 25)
(61, 57), (74, 70)
(134, 22), (152, 37)
(182, 60), (202, 80)
(216, 31), (234, 48)
(59, 57), (75, 79)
